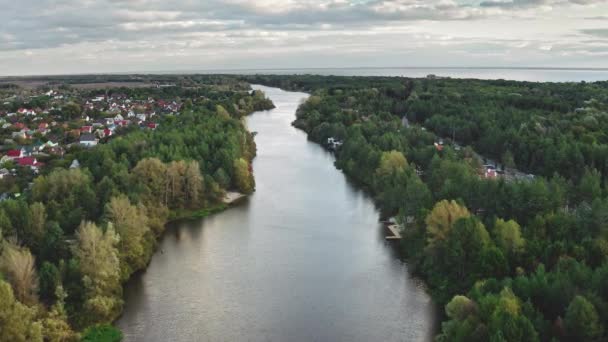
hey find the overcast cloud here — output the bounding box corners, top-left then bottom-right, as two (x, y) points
(1, 0), (607, 75)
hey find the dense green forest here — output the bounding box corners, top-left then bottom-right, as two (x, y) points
(246, 74), (608, 341)
(0, 80), (273, 341)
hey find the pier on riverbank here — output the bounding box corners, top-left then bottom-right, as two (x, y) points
(385, 224), (402, 240)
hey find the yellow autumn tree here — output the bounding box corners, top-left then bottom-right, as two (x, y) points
(425, 200), (471, 251)
(74, 221), (122, 324)
(105, 196), (151, 279)
(234, 158), (254, 194)
(0, 242), (39, 306)
(494, 218), (525, 255)
(0, 279), (43, 342)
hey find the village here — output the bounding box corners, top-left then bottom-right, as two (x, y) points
(0, 86), (183, 181)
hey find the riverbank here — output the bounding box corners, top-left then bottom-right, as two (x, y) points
(167, 192), (248, 222)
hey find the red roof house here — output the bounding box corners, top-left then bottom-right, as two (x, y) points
(6, 149), (24, 159)
(13, 122), (26, 130)
(16, 157), (38, 167)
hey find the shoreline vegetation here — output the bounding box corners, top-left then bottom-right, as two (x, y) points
(168, 192), (247, 222)
(0, 75), (274, 341)
(246, 74), (608, 342)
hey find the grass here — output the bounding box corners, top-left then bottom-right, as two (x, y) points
(168, 202), (229, 222)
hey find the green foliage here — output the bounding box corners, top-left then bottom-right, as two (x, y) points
(81, 324), (123, 342)
(564, 295), (603, 341)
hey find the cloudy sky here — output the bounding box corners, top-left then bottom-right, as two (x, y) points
(1, 0), (608, 75)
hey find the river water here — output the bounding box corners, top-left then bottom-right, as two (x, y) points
(116, 85), (437, 341)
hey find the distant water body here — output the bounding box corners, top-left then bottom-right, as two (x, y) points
(182, 67), (608, 83)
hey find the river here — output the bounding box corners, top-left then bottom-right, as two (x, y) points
(115, 85), (437, 341)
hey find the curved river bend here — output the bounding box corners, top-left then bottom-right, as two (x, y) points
(116, 86), (437, 341)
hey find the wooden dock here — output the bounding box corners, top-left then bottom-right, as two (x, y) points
(385, 224), (402, 240)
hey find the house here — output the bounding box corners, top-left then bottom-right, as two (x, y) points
(43, 140), (59, 148)
(13, 122), (26, 130)
(15, 157), (40, 170)
(114, 114), (124, 121)
(11, 131), (27, 140)
(6, 149), (25, 159)
(81, 126), (93, 133)
(327, 137), (342, 150)
(147, 122), (158, 130)
(70, 159), (80, 169)
(136, 113), (147, 121)
(46, 146), (64, 156)
(484, 167), (497, 179)
(79, 133), (98, 147)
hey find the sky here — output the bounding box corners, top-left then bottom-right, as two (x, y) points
(1, 0), (608, 76)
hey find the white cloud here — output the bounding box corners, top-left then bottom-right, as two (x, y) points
(1, 0), (607, 74)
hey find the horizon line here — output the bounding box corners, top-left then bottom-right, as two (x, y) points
(2, 65), (608, 78)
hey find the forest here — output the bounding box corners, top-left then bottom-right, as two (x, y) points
(0, 79), (273, 341)
(246, 74), (608, 341)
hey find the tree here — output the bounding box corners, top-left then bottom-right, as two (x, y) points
(0, 279), (43, 342)
(374, 150), (409, 213)
(216, 104), (230, 119)
(105, 195), (151, 279)
(233, 158), (254, 194)
(41, 285), (78, 342)
(446, 295), (476, 321)
(487, 288), (539, 342)
(494, 218), (525, 255)
(0, 242), (39, 305)
(38, 261), (60, 304)
(400, 175), (432, 221)
(184, 161), (204, 207)
(502, 150), (516, 170)
(74, 221), (122, 324)
(166, 160), (186, 208)
(445, 217), (491, 285)
(425, 200), (471, 251)
(576, 168), (602, 204)
(375, 150), (408, 181)
(564, 295), (603, 341)
(39, 222), (67, 263)
(27, 202), (47, 248)
(0, 208), (13, 238)
(132, 158), (167, 205)
(61, 102), (81, 120)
